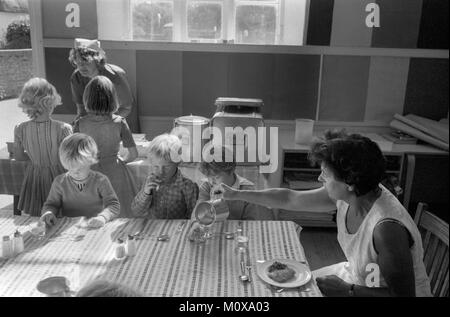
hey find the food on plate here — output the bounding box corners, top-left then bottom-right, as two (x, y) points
(267, 261), (296, 283)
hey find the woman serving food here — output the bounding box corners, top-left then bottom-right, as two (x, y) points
(68, 38), (139, 132)
(221, 130), (432, 297)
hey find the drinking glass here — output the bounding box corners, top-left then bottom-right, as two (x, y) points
(236, 235), (249, 253)
(31, 220), (46, 240)
(191, 224), (210, 243)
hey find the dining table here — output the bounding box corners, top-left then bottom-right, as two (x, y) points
(0, 210), (321, 297)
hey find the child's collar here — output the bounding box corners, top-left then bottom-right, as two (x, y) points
(160, 168), (181, 185)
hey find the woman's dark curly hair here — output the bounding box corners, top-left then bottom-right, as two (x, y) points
(309, 130), (386, 196)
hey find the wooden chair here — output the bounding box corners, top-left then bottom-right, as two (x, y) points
(414, 203), (449, 297)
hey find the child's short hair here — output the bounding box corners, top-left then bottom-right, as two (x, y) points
(200, 146), (236, 176)
(76, 279), (142, 297)
(147, 133), (182, 162)
(59, 133), (98, 170)
(83, 76), (118, 115)
(18, 78), (62, 119)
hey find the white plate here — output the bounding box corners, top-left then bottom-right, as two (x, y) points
(256, 259), (311, 288)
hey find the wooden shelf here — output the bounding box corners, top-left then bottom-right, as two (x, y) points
(283, 167), (320, 172)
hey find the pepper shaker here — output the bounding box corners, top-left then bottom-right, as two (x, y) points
(13, 230), (24, 255)
(127, 235), (136, 256)
(2, 235), (13, 259)
(115, 238), (127, 259)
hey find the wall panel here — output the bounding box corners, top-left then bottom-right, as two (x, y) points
(136, 51), (183, 117)
(319, 56), (371, 121)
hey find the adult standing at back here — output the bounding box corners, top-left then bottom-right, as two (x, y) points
(68, 38), (139, 132)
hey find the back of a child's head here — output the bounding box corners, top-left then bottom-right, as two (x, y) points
(147, 133), (182, 163)
(200, 146), (236, 176)
(18, 77), (62, 119)
(76, 279), (142, 297)
(83, 75), (118, 115)
(59, 133), (98, 170)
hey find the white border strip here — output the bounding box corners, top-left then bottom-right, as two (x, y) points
(29, 0), (46, 78)
(43, 38), (449, 59)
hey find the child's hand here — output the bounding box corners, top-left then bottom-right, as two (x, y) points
(220, 183), (239, 200)
(144, 174), (161, 195)
(87, 216), (106, 228)
(40, 211), (57, 226)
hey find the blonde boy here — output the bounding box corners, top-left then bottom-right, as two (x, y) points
(131, 133), (199, 219)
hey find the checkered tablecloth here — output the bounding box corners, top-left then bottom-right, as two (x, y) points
(0, 212), (321, 297)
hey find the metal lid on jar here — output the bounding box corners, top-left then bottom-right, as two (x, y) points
(215, 97), (263, 107)
(174, 114), (209, 125)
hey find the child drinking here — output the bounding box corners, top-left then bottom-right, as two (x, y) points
(14, 78), (73, 216)
(40, 133), (120, 228)
(73, 75), (138, 217)
(131, 133), (199, 219)
(196, 146), (274, 220)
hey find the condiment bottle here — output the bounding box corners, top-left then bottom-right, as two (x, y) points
(13, 230), (24, 255)
(115, 238), (126, 259)
(235, 227), (243, 238)
(127, 235), (136, 256)
(235, 227), (248, 253)
(2, 235), (13, 259)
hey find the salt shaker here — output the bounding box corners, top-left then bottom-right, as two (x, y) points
(235, 227), (248, 253)
(2, 235), (13, 259)
(13, 230), (24, 255)
(127, 235), (136, 256)
(115, 238), (127, 259)
(235, 227), (243, 239)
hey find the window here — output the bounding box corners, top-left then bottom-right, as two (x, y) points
(187, 1), (223, 41)
(235, 1), (279, 45)
(132, 0), (174, 41)
(99, 0), (307, 45)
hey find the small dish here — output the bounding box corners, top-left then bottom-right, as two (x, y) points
(256, 259), (311, 289)
(37, 276), (70, 296)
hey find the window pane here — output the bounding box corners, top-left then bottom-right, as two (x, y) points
(132, 1), (173, 41)
(236, 5), (277, 44)
(187, 2), (222, 40)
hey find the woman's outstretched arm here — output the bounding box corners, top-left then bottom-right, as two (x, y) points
(221, 184), (336, 213)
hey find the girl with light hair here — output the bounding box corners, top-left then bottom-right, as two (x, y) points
(14, 78), (73, 216)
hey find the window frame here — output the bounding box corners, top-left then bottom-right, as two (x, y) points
(131, 0), (175, 42)
(129, 0), (287, 44)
